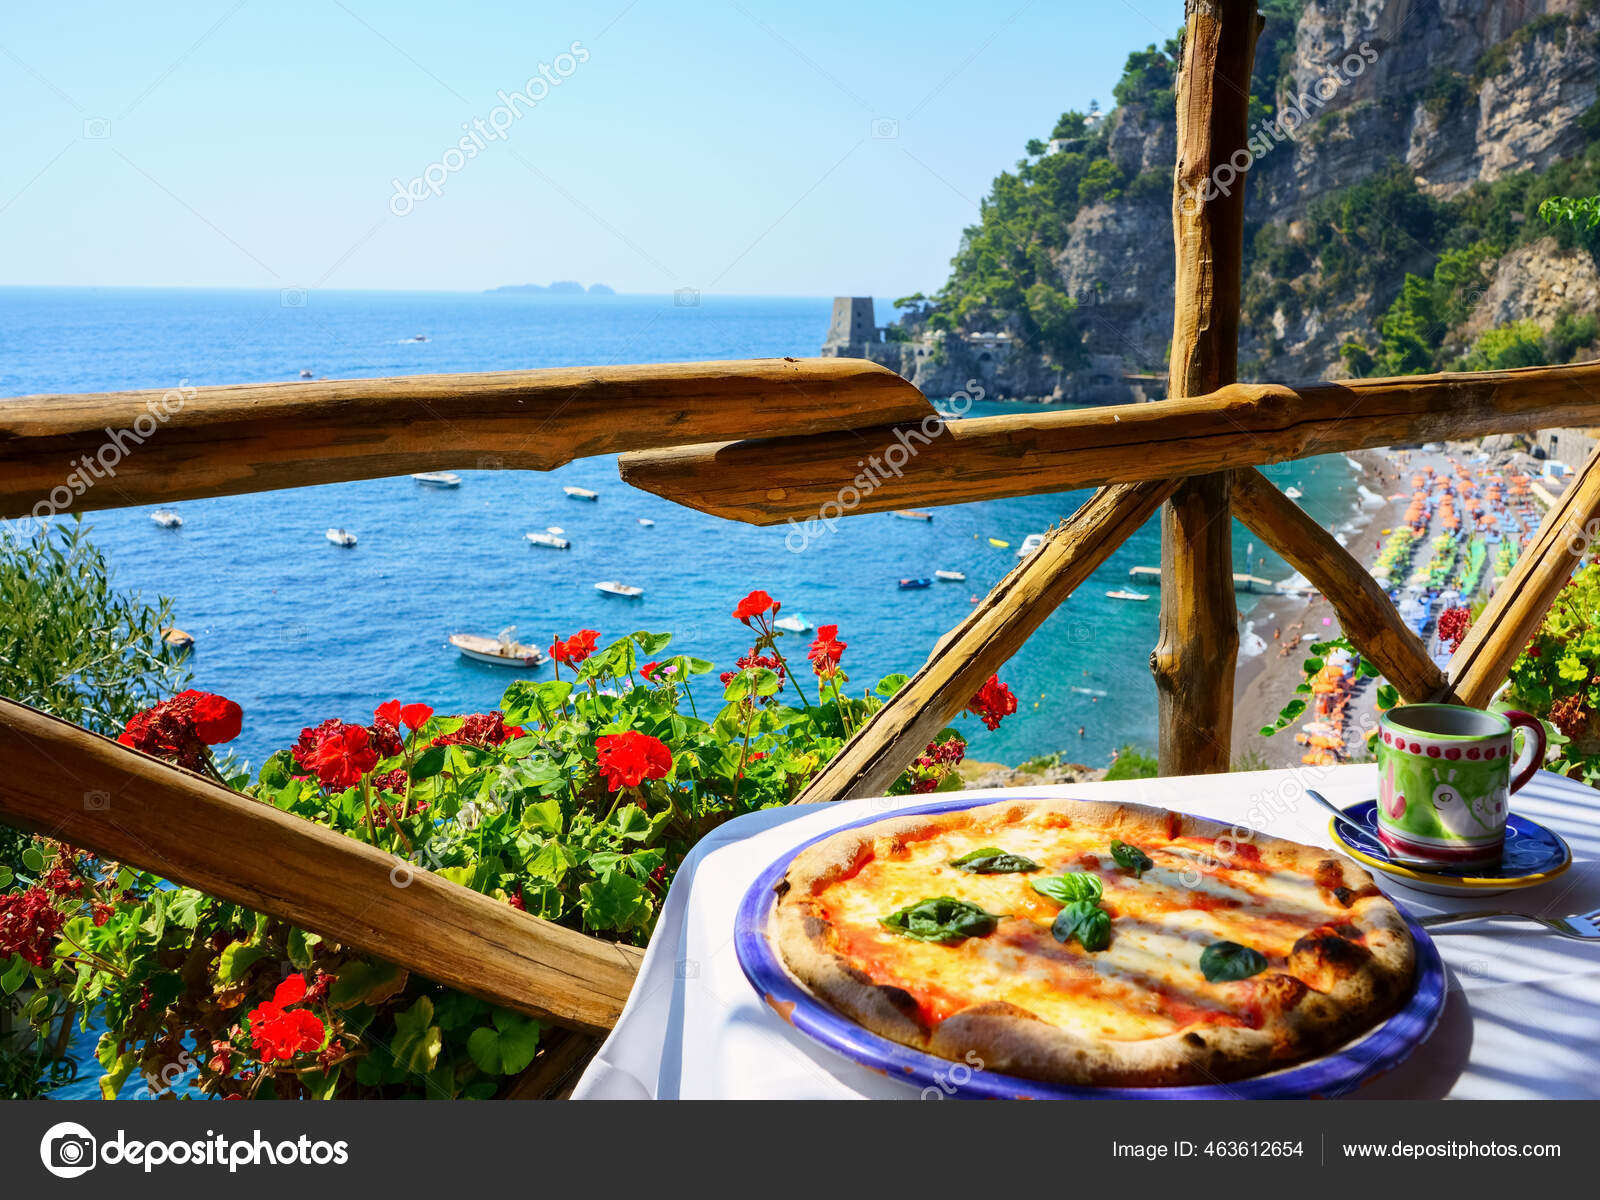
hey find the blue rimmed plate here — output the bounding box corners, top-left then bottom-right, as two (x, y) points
(735, 796), (1447, 1100)
(1329, 799), (1571, 897)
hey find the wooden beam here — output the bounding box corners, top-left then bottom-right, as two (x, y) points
(1231, 467), (1451, 702)
(0, 358), (932, 520)
(0, 700), (640, 1033)
(1154, 0), (1259, 776)
(1448, 444), (1600, 706)
(792, 480), (1177, 804)
(616, 361), (1600, 525)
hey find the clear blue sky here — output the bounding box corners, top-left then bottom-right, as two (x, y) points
(2, 1), (1182, 295)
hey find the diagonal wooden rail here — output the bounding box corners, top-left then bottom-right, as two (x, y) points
(0, 358), (932, 518)
(0, 701), (641, 1033)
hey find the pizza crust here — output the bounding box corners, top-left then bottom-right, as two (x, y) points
(770, 797), (1416, 1088)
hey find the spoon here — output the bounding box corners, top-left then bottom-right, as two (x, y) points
(1305, 789), (1445, 871)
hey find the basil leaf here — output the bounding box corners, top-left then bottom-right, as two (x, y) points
(1110, 839), (1153, 879)
(879, 896), (1002, 944)
(1030, 871), (1103, 905)
(949, 847), (1040, 874)
(1199, 941), (1268, 982)
(1051, 900), (1111, 952)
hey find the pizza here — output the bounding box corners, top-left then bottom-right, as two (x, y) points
(769, 797), (1415, 1087)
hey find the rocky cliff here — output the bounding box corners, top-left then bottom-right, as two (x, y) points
(884, 0), (1600, 398)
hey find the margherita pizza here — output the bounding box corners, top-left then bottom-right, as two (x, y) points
(770, 798), (1414, 1087)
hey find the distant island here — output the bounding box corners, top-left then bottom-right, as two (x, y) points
(485, 281), (615, 295)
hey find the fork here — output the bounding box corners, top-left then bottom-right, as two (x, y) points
(1418, 908), (1600, 940)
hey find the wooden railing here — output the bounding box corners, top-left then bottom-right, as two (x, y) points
(4, 0), (1599, 1065)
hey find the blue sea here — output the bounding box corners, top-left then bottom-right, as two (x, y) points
(1, 287), (1362, 772)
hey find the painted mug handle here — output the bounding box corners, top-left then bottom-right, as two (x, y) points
(1504, 710), (1547, 795)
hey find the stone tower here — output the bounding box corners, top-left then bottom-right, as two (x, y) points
(823, 297), (877, 350)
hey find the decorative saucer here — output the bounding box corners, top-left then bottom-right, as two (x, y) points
(1329, 799), (1571, 896)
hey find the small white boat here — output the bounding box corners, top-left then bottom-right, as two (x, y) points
(151, 509), (183, 528)
(1016, 533), (1046, 559)
(326, 527), (357, 547)
(637, 518), (655, 527)
(1284, 485), (1304, 500)
(412, 471), (462, 488)
(410, 334), (430, 342)
(774, 613), (813, 633)
(595, 580), (644, 598)
(449, 628), (547, 667)
(1105, 589), (1150, 601)
(299, 369), (314, 378)
(891, 509), (933, 521)
(934, 569), (966, 582)
(563, 485), (599, 501)
(161, 626), (194, 650)
(525, 531), (571, 549)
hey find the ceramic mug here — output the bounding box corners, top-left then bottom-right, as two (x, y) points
(1376, 704), (1546, 866)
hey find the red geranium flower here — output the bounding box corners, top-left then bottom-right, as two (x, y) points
(429, 711), (521, 748)
(640, 661), (673, 683)
(1438, 605), (1471, 653)
(118, 690), (242, 772)
(300, 722), (379, 790)
(400, 702), (434, 730)
(733, 589), (781, 626)
(550, 629), (600, 666)
(807, 624), (847, 679)
(965, 675), (1017, 731)
(0, 886), (67, 967)
(179, 691), (243, 745)
(594, 730), (673, 792)
(246, 974), (325, 1063)
(374, 699), (402, 728)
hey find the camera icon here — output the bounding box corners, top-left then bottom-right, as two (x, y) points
(674, 959), (699, 979)
(870, 117), (899, 140)
(673, 287), (700, 308)
(82, 118), (111, 140)
(476, 454), (504, 470)
(280, 287), (308, 308)
(83, 790), (111, 812)
(41, 1122), (97, 1178)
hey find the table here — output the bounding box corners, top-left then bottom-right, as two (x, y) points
(572, 766), (1600, 1099)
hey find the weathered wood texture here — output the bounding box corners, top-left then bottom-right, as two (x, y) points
(0, 701), (641, 1033)
(792, 480), (1177, 804)
(1231, 467), (1451, 702)
(1448, 444), (1600, 707)
(615, 361), (1600, 525)
(0, 358), (932, 519)
(1152, 0), (1259, 776)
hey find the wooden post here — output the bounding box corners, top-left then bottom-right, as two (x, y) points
(1153, 0), (1260, 775)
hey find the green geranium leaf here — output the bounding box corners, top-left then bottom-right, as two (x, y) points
(631, 630), (673, 656)
(216, 939), (267, 984)
(409, 745), (449, 780)
(330, 959), (408, 1009)
(1, 953), (29, 995)
(390, 996), (443, 1075)
(874, 673), (910, 697)
(580, 869), (651, 932)
(466, 1008), (543, 1075)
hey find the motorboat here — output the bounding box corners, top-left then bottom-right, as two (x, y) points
(934, 569), (966, 582)
(891, 509), (933, 521)
(1284, 486), (1304, 500)
(898, 577), (932, 590)
(299, 369), (314, 378)
(563, 485), (599, 501)
(326, 528), (357, 547)
(411, 472), (462, 488)
(774, 613), (813, 633)
(637, 518), (655, 527)
(987, 537), (1010, 549)
(595, 580), (644, 598)
(525, 531), (571, 549)
(151, 509), (183, 528)
(1105, 589), (1150, 601)
(449, 628), (547, 667)
(1016, 533), (1046, 559)
(161, 627), (194, 650)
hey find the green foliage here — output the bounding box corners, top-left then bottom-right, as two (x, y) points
(1103, 744), (1159, 780)
(1455, 320), (1550, 371)
(0, 519), (189, 738)
(1112, 40), (1180, 113)
(1505, 564), (1600, 785)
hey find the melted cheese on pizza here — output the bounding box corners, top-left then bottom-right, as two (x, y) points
(811, 816), (1360, 1041)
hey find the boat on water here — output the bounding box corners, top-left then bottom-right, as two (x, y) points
(410, 334), (430, 342)
(898, 577), (933, 590)
(525, 531), (571, 549)
(891, 509), (933, 522)
(299, 369), (314, 378)
(1105, 589), (1150, 602)
(161, 627), (194, 650)
(988, 537), (1010, 549)
(411, 471), (462, 488)
(1016, 533), (1046, 559)
(1284, 485), (1304, 500)
(563, 485), (599, 501)
(637, 517), (655, 527)
(934, 569), (966, 582)
(326, 528), (357, 547)
(595, 580), (644, 598)
(774, 613), (813, 633)
(150, 509), (183, 528)
(449, 629), (547, 668)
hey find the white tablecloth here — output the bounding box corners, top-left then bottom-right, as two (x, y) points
(573, 766), (1600, 1099)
